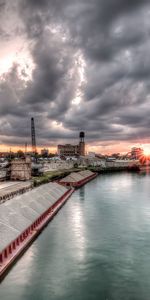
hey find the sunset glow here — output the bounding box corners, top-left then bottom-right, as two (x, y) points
(0, 55), (15, 75)
(143, 146), (150, 157)
(0, 52), (34, 80)
(0, 1), (150, 155)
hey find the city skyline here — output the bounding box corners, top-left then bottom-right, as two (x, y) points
(0, 141), (150, 156)
(1, 1), (150, 155)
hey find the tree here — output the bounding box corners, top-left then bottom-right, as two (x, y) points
(17, 150), (24, 158)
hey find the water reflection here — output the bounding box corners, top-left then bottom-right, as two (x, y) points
(66, 192), (87, 263)
(79, 186), (85, 201)
(138, 166), (150, 176)
(1, 174), (150, 300)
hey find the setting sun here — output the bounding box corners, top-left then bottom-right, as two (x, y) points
(143, 146), (150, 156)
(0, 51), (34, 79)
(0, 55), (15, 75)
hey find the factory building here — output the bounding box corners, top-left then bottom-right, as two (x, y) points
(10, 157), (32, 181)
(57, 144), (79, 156)
(57, 132), (85, 157)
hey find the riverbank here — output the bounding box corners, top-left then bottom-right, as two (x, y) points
(34, 164), (140, 187)
(88, 165), (140, 173)
(32, 168), (82, 186)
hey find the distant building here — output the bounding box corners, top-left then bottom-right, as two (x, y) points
(41, 148), (49, 157)
(0, 152), (13, 158)
(57, 132), (85, 157)
(11, 157), (32, 181)
(131, 147), (143, 159)
(88, 152), (96, 157)
(57, 144), (79, 156)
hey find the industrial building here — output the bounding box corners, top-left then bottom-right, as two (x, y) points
(57, 144), (79, 156)
(58, 131), (85, 157)
(10, 157), (32, 181)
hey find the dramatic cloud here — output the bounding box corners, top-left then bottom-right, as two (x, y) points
(0, 0), (150, 152)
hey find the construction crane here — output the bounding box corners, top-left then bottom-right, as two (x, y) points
(31, 117), (37, 155)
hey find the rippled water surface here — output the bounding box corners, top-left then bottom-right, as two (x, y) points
(1, 173), (150, 300)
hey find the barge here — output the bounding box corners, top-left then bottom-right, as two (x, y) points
(0, 181), (32, 204)
(0, 182), (74, 280)
(0, 170), (97, 280)
(59, 170), (97, 187)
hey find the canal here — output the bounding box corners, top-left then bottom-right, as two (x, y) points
(1, 173), (150, 300)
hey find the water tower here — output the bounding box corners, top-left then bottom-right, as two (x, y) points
(79, 131), (85, 156)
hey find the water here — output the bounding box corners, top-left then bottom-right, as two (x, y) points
(1, 173), (150, 300)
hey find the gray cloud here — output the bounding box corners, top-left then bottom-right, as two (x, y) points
(0, 0), (150, 151)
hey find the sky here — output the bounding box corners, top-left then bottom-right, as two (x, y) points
(0, 0), (150, 154)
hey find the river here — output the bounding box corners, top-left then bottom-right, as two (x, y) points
(1, 172), (150, 300)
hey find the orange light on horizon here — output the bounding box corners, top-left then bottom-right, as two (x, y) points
(0, 142), (150, 156)
(0, 144), (57, 154)
(141, 144), (150, 156)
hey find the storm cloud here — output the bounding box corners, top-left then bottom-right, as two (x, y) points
(0, 0), (150, 152)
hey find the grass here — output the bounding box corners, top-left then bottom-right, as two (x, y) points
(32, 168), (81, 187)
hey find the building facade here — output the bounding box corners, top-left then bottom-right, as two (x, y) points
(57, 144), (79, 156)
(57, 132), (85, 157)
(11, 157), (32, 180)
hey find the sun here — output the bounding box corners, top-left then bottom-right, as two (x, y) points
(0, 55), (15, 75)
(139, 146), (150, 165)
(143, 146), (150, 156)
(144, 150), (150, 156)
(0, 51), (34, 79)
